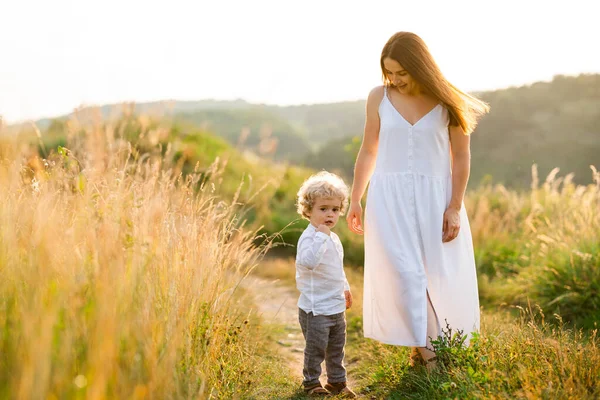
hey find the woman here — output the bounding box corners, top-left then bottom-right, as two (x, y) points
(346, 31), (489, 369)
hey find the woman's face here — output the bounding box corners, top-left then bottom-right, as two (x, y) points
(383, 57), (418, 95)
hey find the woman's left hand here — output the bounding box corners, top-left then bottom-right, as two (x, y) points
(442, 207), (461, 243)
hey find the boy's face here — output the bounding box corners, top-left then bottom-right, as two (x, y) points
(308, 197), (343, 229)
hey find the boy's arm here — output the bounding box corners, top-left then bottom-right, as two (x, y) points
(297, 232), (329, 270)
(333, 233), (351, 291)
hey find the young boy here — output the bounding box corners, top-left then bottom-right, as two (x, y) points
(295, 171), (357, 398)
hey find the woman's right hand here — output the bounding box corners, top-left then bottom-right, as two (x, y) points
(346, 201), (364, 235)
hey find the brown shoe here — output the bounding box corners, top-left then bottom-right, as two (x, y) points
(324, 381), (357, 398)
(304, 383), (331, 397)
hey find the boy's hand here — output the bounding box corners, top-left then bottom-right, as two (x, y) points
(344, 290), (353, 309)
(317, 224), (331, 236)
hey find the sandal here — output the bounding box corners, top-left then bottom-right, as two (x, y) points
(424, 356), (438, 372)
(304, 383), (330, 397)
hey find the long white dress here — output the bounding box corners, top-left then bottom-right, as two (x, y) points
(363, 87), (480, 347)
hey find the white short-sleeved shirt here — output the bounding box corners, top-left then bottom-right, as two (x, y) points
(295, 224), (350, 316)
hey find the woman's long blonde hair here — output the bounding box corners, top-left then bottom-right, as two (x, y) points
(381, 32), (490, 134)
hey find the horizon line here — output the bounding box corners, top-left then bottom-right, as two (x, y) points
(2, 71), (597, 126)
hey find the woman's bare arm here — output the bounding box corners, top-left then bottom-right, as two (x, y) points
(442, 125), (470, 242)
(346, 86), (383, 234)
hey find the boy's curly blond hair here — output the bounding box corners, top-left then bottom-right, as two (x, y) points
(296, 171), (349, 220)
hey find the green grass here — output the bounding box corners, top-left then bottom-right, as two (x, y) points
(345, 308), (599, 399)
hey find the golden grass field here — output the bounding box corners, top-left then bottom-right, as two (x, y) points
(1, 116), (599, 399)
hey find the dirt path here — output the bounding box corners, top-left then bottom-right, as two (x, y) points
(244, 275), (358, 391)
(244, 276), (306, 380)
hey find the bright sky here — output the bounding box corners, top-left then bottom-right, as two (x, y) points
(1, 0), (598, 123)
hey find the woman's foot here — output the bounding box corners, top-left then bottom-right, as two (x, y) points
(409, 347), (425, 367)
(417, 347), (438, 372)
(424, 355), (438, 372)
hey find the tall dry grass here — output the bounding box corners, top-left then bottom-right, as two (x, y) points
(467, 165), (600, 327)
(0, 116), (267, 398)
